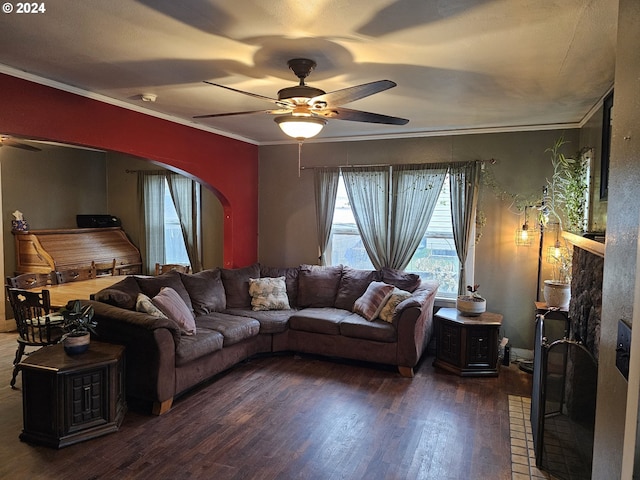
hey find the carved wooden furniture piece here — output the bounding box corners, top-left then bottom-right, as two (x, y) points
(55, 266), (94, 284)
(433, 307), (503, 377)
(92, 259), (117, 277)
(19, 342), (126, 448)
(6, 287), (64, 388)
(14, 227), (142, 276)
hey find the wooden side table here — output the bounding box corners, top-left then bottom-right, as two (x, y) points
(19, 341), (126, 448)
(433, 307), (503, 377)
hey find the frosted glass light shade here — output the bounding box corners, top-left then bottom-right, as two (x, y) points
(275, 116), (326, 139)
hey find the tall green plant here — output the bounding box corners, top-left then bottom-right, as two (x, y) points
(544, 136), (590, 232)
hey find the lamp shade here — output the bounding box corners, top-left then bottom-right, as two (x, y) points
(515, 224), (533, 246)
(275, 116), (326, 139)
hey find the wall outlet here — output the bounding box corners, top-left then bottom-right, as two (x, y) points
(616, 319), (631, 381)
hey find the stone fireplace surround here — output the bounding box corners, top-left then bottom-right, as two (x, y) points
(531, 232), (603, 479)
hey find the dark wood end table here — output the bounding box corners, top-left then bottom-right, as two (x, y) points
(433, 307), (503, 377)
(19, 341), (126, 448)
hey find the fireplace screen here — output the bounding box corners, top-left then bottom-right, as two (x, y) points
(531, 316), (598, 480)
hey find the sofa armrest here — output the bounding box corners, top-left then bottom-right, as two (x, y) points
(85, 300), (178, 408)
(394, 280), (439, 370)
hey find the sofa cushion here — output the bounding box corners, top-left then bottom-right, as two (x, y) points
(135, 293), (168, 318)
(380, 267), (421, 292)
(289, 307), (352, 335)
(197, 313), (260, 346)
(249, 276), (291, 311)
(353, 281), (395, 321)
(94, 275), (141, 310)
(260, 265), (300, 307)
(378, 287), (413, 323)
(297, 264), (343, 308)
(334, 267), (381, 310)
(175, 328), (224, 366)
(180, 269), (226, 315)
(136, 270), (194, 313)
(220, 263), (260, 309)
(339, 312), (397, 343)
(152, 287), (197, 336)
(225, 308), (295, 334)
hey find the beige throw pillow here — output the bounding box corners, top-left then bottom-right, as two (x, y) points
(249, 276), (291, 311)
(353, 281), (395, 321)
(378, 287), (412, 323)
(136, 293), (168, 319)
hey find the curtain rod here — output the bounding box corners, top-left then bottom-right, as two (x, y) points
(299, 159), (495, 171)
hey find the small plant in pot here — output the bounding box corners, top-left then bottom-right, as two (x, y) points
(60, 300), (97, 355)
(456, 284), (486, 316)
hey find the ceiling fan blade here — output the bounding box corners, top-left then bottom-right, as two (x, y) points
(193, 109), (285, 119)
(310, 80), (397, 108)
(1, 139), (41, 151)
(203, 80), (287, 106)
(317, 107), (409, 125)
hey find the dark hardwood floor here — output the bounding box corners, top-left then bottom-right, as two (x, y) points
(0, 332), (532, 479)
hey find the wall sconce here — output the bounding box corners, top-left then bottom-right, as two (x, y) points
(515, 206), (534, 246)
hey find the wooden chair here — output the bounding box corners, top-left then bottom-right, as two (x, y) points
(114, 262), (143, 275)
(55, 266), (94, 284)
(6, 272), (54, 289)
(6, 287), (64, 388)
(155, 263), (191, 275)
(92, 259), (116, 277)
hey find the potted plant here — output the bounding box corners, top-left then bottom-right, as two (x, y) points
(456, 284), (486, 316)
(60, 300), (97, 355)
(543, 243), (572, 308)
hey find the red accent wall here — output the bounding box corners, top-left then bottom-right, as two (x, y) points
(0, 73), (258, 268)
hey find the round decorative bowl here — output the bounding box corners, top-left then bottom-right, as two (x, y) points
(456, 296), (486, 316)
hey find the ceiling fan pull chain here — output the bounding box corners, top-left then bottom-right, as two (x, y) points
(298, 141), (303, 177)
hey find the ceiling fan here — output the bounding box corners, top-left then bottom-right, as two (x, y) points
(0, 135), (41, 152)
(194, 58), (409, 140)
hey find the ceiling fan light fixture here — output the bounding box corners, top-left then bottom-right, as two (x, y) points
(275, 115), (326, 140)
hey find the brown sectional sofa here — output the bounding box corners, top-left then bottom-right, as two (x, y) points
(88, 263), (439, 415)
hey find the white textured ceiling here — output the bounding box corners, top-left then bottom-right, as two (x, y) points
(0, 0), (618, 144)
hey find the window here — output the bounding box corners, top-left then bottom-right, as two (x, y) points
(329, 173), (460, 298)
(163, 179), (191, 265)
(139, 171), (201, 274)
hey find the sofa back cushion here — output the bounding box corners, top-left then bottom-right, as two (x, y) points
(135, 270), (194, 313)
(260, 265), (300, 307)
(180, 269), (226, 315)
(93, 275), (141, 310)
(220, 263), (260, 309)
(297, 264), (343, 308)
(334, 267), (381, 311)
(380, 267), (421, 292)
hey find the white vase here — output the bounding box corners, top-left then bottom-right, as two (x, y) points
(456, 296), (486, 316)
(543, 280), (571, 308)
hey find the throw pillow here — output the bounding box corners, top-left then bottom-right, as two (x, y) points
(260, 265), (300, 307)
(136, 293), (168, 318)
(152, 287), (197, 335)
(378, 287), (412, 323)
(180, 269), (226, 315)
(94, 276), (141, 310)
(248, 276), (291, 311)
(353, 281), (395, 321)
